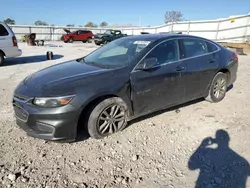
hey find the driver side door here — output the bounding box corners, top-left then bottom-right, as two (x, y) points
(130, 39), (186, 116)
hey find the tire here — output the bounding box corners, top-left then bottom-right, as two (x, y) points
(87, 38), (92, 43)
(0, 52), (4, 66)
(69, 37), (73, 43)
(64, 40), (68, 43)
(205, 72), (228, 103)
(82, 41), (87, 43)
(87, 97), (128, 139)
(95, 43), (101, 46)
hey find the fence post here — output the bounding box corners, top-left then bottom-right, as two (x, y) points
(215, 20), (221, 41)
(244, 15), (250, 43)
(187, 21), (191, 34)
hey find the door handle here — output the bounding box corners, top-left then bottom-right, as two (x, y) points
(176, 65), (185, 72)
(208, 59), (216, 63)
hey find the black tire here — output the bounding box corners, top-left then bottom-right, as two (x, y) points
(87, 38), (92, 43)
(87, 97), (128, 139)
(69, 37), (73, 43)
(0, 52), (4, 66)
(95, 43), (101, 46)
(64, 40), (68, 43)
(205, 72), (228, 103)
(82, 40), (87, 43)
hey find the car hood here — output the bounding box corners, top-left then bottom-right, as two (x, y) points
(16, 60), (113, 96)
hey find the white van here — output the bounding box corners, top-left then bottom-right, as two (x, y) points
(0, 22), (22, 65)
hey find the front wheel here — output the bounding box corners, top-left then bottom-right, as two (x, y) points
(87, 97), (128, 139)
(69, 37), (73, 43)
(205, 72), (228, 103)
(0, 52), (4, 66)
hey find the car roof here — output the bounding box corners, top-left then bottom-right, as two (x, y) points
(125, 33), (189, 40)
(125, 33), (216, 44)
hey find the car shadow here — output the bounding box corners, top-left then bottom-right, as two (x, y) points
(3, 55), (64, 66)
(128, 84), (234, 127)
(128, 98), (204, 127)
(188, 130), (250, 188)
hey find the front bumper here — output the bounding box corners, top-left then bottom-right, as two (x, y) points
(94, 38), (104, 44)
(12, 96), (79, 141)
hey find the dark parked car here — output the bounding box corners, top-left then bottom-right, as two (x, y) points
(94, 29), (127, 45)
(61, 29), (94, 43)
(13, 34), (238, 141)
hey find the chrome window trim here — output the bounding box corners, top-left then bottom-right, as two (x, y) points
(132, 37), (221, 72)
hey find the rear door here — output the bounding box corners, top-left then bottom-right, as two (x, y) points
(80, 31), (88, 41)
(179, 38), (219, 101)
(0, 23), (12, 50)
(131, 39), (186, 116)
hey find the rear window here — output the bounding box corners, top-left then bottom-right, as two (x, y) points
(0, 24), (9, 36)
(206, 42), (218, 52)
(182, 39), (208, 58)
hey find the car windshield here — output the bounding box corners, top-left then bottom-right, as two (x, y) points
(104, 30), (113, 35)
(82, 38), (153, 69)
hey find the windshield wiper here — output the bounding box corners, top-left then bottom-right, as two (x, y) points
(85, 61), (107, 69)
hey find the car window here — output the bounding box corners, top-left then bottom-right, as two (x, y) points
(145, 40), (179, 65)
(99, 46), (128, 58)
(0, 24), (9, 36)
(83, 38), (152, 69)
(206, 41), (218, 52)
(182, 39), (208, 58)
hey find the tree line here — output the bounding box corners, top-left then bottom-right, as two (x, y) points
(3, 11), (185, 27)
(2, 18), (108, 27)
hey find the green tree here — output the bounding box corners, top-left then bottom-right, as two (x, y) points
(85, 22), (97, 27)
(66, 24), (75, 27)
(100, 22), (108, 27)
(164, 11), (184, 23)
(34, 20), (49, 26)
(4, 18), (15, 25)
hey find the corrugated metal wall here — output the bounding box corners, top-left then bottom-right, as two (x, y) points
(10, 13), (250, 43)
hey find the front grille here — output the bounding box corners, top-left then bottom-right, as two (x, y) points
(14, 105), (29, 122)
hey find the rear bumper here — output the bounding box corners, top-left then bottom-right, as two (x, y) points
(13, 99), (80, 141)
(228, 60), (238, 86)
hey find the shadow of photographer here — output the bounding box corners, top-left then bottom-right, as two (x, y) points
(188, 130), (250, 188)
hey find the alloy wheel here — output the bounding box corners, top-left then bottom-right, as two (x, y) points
(213, 77), (227, 99)
(97, 104), (126, 135)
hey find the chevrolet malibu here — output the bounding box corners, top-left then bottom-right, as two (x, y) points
(13, 34), (238, 141)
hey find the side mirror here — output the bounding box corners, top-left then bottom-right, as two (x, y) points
(136, 58), (158, 70)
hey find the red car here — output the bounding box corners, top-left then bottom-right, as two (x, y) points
(61, 29), (94, 43)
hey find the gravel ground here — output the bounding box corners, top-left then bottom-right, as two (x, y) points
(0, 42), (249, 188)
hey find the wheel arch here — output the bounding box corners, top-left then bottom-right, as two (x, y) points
(0, 50), (6, 56)
(217, 68), (231, 83)
(76, 94), (132, 134)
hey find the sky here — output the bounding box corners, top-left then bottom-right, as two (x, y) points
(1, 0), (250, 26)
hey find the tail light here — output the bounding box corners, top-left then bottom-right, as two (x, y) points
(12, 36), (18, 47)
(233, 52), (238, 61)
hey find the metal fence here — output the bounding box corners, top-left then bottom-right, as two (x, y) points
(10, 13), (250, 43)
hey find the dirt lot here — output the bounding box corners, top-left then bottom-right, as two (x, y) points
(0, 42), (250, 188)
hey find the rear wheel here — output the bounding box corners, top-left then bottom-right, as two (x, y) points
(0, 52), (4, 66)
(87, 38), (92, 43)
(205, 72), (228, 103)
(87, 97), (128, 139)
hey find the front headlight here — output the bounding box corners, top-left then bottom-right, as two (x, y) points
(33, 95), (75, 108)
